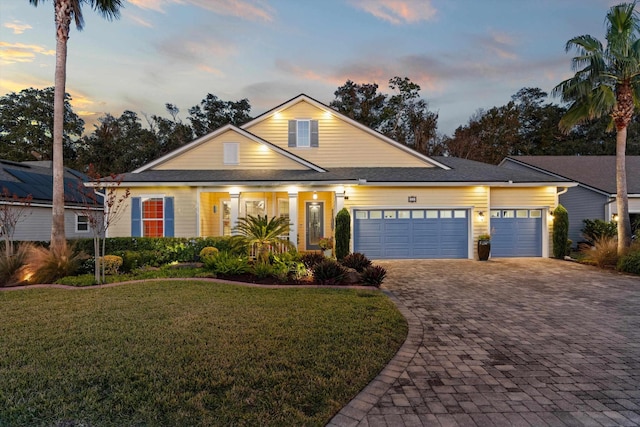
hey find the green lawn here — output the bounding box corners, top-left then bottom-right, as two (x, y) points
(0, 281), (407, 426)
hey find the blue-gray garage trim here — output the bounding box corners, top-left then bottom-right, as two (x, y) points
(490, 209), (542, 257)
(354, 209), (469, 259)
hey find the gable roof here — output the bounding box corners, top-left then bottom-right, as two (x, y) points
(0, 159), (99, 207)
(116, 156), (572, 187)
(502, 156), (640, 195)
(241, 93), (452, 170)
(133, 124), (326, 173)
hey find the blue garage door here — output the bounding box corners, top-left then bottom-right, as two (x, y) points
(354, 209), (469, 259)
(490, 209), (542, 257)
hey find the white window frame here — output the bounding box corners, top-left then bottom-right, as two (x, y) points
(141, 196), (165, 237)
(296, 120), (311, 147)
(76, 214), (89, 233)
(223, 142), (239, 165)
(241, 198), (267, 217)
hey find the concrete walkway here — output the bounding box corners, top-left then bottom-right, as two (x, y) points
(329, 259), (640, 427)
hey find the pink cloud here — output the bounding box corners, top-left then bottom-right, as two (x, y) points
(349, 0), (437, 24)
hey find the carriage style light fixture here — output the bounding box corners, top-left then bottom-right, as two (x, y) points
(477, 211), (485, 222)
(313, 191), (318, 200)
(612, 213), (619, 222)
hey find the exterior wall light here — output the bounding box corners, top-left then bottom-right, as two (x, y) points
(313, 191), (318, 200)
(612, 213), (619, 222)
(477, 211), (485, 222)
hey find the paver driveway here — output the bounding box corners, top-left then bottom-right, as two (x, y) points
(329, 258), (640, 427)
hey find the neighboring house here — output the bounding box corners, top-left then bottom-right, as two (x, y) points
(0, 159), (101, 241)
(500, 156), (640, 246)
(106, 94), (573, 259)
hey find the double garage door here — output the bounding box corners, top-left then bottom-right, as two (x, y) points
(354, 209), (469, 259)
(353, 208), (543, 259)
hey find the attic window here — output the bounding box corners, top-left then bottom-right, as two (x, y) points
(223, 143), (239, 165)
(288, 120), (319, 148)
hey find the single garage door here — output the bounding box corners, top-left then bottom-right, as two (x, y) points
(354, 209), (469, 259)
(490, 209), (542, 257)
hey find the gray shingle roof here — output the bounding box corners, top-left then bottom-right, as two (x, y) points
(118, 156), (570, 185)
(504, 156), (640, 194)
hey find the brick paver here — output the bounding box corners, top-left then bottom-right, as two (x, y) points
(328, 259), (640, 426)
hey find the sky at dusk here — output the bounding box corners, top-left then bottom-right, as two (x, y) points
(0, 0), (623, 136)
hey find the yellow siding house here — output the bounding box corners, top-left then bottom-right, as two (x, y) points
(105, 94), (574, 259)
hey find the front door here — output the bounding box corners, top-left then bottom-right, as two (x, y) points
(306, 202), (324, 250)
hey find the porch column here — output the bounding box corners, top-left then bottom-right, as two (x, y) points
(230, 190), (240, 235)
(288, 190), (298, 249)
(335, 186), (345, 212)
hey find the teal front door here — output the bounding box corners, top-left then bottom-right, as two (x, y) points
(306, 202), (323, 250)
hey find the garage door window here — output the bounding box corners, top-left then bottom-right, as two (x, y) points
(454, 210), (467, 218)
(356, 211), (368, 220)
(426, 210), (438, 219)
(530, 210), (542, 218)
(490, 210), (501, 218)
(517, 210), (529, 218)
(370, 211), (382, 219)
(384, 211), (397, 219)
(398, 210), (411, 219)
(440, 210), (452, 218)
(412, 210), (424, 219)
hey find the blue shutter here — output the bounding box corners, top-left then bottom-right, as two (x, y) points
(310, 120), (319, 147)
(164, 197), (174, 237)
(131, 197), (142, 237)
(288, 120), (297, 147)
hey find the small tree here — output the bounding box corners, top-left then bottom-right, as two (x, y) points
(335, 208), (350, 260)
(0, 187), (33, 257)
(76, 165), (130, 283)
(553, 204), (570, 258)
(233, 215), (292, 264)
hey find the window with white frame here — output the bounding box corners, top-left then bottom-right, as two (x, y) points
(288, 119), (319, 148)
(76, 215), (89, 232)
(296, 120), (310, 147)
(223, 142), (239, 165)
(278, 198), (289, 219)
(142, 197), (164, 237)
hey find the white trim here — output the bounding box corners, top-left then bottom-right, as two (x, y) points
(132, 124), (326, 173)
(241, 94), (452, 170)
(108, 180), (574, 188)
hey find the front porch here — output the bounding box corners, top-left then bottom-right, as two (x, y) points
(197, 187), (346, 251)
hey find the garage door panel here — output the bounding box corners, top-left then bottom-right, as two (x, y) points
(491, 211), (542, 257)
(354, 209), (468, 259)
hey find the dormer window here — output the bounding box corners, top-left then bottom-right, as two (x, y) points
(288, 120), (318, 148)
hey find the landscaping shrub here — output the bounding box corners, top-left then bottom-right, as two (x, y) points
(340, 252), (372, 272)
(618, 250), (640, 274)
(25, 244), (83, 284)
(582, 219), (617, 244)
(100, 255), (123, 275)
(553, 204), (569, 258)
(55, 274), (97, 286)
(360, 265), (387, 287)
(203, 251), (249, 275)
(0, 243), (33, 286)
(313, 259), (347, 285)
(581, 236), (619, 268)
(335, 208), (351, 260)
(252, 262), (275, 280)
(301, 252), (325, 270)
(199, 246), (219, 260)
(272, 253), (308, 282)
(69, 236), (238, 263)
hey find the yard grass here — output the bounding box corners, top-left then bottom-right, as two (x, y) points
(0, 281), (407, 426)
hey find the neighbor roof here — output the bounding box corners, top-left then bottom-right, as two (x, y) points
(0, 159), (99, 206)
(503, 156), (640, 194)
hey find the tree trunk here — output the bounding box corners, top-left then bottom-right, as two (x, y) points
(50, 0), (71, 251)
(615, 125), (632, 254)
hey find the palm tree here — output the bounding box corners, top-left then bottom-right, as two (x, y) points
(233, 215), (293, 264)
(553, 2), (640, 254)
(28, 0), (122, 251)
